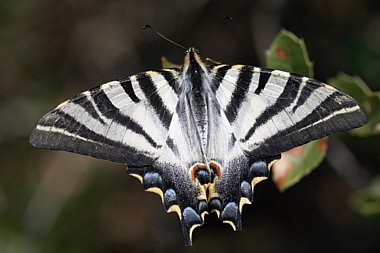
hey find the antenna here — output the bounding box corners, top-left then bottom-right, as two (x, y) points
(142, 25), (186, 51)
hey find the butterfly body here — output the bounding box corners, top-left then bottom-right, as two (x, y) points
(30, 47), (367, 246)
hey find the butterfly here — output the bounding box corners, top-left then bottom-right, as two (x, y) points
(30, 47), (367, 246)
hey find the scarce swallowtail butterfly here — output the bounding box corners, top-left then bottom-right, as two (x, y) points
(30, 47), (367, 246)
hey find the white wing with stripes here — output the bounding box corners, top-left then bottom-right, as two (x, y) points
(30, 69), (180, 166)
(211, 64), (367, 158)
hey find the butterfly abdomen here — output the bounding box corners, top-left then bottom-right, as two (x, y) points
(183, 50), (212, 151)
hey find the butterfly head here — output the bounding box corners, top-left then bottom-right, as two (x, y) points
(184, 47), (201, 64)
(183, 47), (207, 76)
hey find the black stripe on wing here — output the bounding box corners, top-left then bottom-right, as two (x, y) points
(243, 74), (303, 142)
(30, 110), (154, 165)
(255, 68), (272, 94)
(210, 65), (231, 92)
(250, 92), (367, 157)
(91, 89), (160, 148)
(156, 69), (179, 93)
(291, 78), (320, 113)
(119, 78), (141, 103)
(137, 73), (173, 130)
(71, 94), (106, 125)
(224, 65), (253, 123)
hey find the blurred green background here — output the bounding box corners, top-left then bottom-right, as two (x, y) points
(1, 0), (380, 252)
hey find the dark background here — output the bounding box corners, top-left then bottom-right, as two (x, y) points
(1, 0), (379, 252)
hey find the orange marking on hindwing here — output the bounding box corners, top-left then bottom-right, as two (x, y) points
(190, 163), (207, 181)
(209, 161), (221, 177)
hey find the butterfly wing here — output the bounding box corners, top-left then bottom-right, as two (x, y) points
(30, 69), (207, 245)
(208, 64), (367, 228)
(213, 65), (367, 156)
(30, 70), (180, 166)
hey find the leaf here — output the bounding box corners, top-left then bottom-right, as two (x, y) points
(357, 92), (380, 136)
(266, 29), (314, 77)
(161, 56), (181, 69)
(328, 73), (380, 136)
(366, 92), (380, 135)
(272, 138), (328, 191)
(328, 73), (372, 104)
(350, 175), (380, 217)
(266, 30), (328, 191)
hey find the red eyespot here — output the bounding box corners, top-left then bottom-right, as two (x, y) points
(190, 163), (207, 181)
(209, 161), (221, 177)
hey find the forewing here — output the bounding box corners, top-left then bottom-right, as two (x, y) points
(211, 64), (367, 157)
(30, 69), (180, 167)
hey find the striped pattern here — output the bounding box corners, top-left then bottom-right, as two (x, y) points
(30, 47), (367, 246)
(30, 70), (179, 166)
(210, 66), (367, 158)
